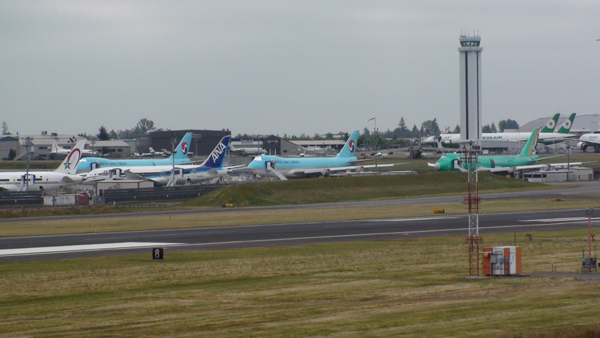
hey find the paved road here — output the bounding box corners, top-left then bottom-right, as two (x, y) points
(1, 208), (598, 262)
(1, 182), (598, 262)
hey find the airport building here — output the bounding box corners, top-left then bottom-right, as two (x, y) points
(0, 131), (92, 161)
(518, 114), (600, 134)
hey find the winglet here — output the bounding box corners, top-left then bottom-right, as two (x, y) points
(202, 136), (231, 168)
(55, 140), (86, 175)
(337, 130), (359, 158)
(540, 113), (560, 133)
(520, 128), (540, 156)
(555, 113), (576, 134)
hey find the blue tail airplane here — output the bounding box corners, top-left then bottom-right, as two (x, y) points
(247, 130), (395, 180)
(76, 132), (193, 173)
(84, 136), (233, 186)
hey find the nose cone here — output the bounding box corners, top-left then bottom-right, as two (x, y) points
(434, 162), (441, 171)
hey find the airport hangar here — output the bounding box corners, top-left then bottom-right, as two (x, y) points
(518, 113), (600, 135)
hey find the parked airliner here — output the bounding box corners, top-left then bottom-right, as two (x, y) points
(424, 113), (575, 147)
(84, 136), (233, 186)
(429, 128), (580, 172)
(0, 141), (85, 192)
(76, 133), (193, 172)
(247, 130), (395, 180)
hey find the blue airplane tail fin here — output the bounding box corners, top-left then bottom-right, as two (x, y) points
(520, 128), (540, 156)
(171, 132), (193, 160)
(203, 136), (231, 168)
(337, 130), (359, 158)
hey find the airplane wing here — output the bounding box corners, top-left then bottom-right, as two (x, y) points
(286, 163), (400, 177)
(0, 185), (21, 192)
(60, 176), (76, 183)
(224, 165), (247, 172)
(514, 162), (584, 171)
(477, 162), (586, 173)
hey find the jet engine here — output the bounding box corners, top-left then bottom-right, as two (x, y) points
(576, 142), (588, 151)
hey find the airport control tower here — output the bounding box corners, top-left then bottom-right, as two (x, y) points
(458, 33), (483, 144)
(458, 32), (483, 276)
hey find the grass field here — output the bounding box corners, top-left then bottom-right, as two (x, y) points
(1, 230), (599, 337)
(184, 171), (554, 207)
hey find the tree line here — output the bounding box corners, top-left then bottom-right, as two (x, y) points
(2, 117), (520, 142)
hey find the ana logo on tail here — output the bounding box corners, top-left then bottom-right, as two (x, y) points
(211, 141), (227, 163)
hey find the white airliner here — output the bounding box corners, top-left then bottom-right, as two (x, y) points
(576, 134), (600, 152)
(0, 141), (85, 192)
(84, 136), (233, 186)
(52, 140), (97, 157)
(76, 133), (193, 172)
(229, 144), (267, 156)
(141, 147), (169, 157)
(247, 130), (397, 180)
(425, 113), (576, 146)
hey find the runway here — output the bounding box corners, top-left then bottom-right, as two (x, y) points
(1, 208), (597, 262)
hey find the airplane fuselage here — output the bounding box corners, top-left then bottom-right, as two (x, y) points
(434, 153), (538, 171)
(247, 155), (358, 178)
(0, 171), (84, 192)
(84, 165), (226, 185)
(77, 157), (192, 173)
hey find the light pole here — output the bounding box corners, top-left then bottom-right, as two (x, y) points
(170, 133), (176, 186)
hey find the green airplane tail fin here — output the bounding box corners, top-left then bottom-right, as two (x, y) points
(520, 128), (540, 156)
(539, 113), (560, 133)
(556, 113), (576, 134)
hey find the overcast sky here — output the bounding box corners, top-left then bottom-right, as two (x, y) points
(1, 1), (599, 138)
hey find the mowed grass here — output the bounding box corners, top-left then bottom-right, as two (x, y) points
(185, 172), (552, 207)
(1, 230), (600, 337)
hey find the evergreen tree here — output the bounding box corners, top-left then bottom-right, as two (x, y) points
(1, 121), (9, 135)
(8, 148), (16, 160)
(490, 122), (497, 133)
(421, 118), (441, 136)
(498, 119), (519, 132)
(453, 125), (460, 133)
(97, 125), (110, 140)
(411, 125), (419, 138)
(397, 117), (409, 137)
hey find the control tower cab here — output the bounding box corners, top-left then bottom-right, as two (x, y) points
(458, 34), (483, 145)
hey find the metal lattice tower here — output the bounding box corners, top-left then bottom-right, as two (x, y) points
(463, 149), (481, 276)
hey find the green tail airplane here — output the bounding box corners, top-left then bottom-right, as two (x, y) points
(429, 128), (579, 172)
